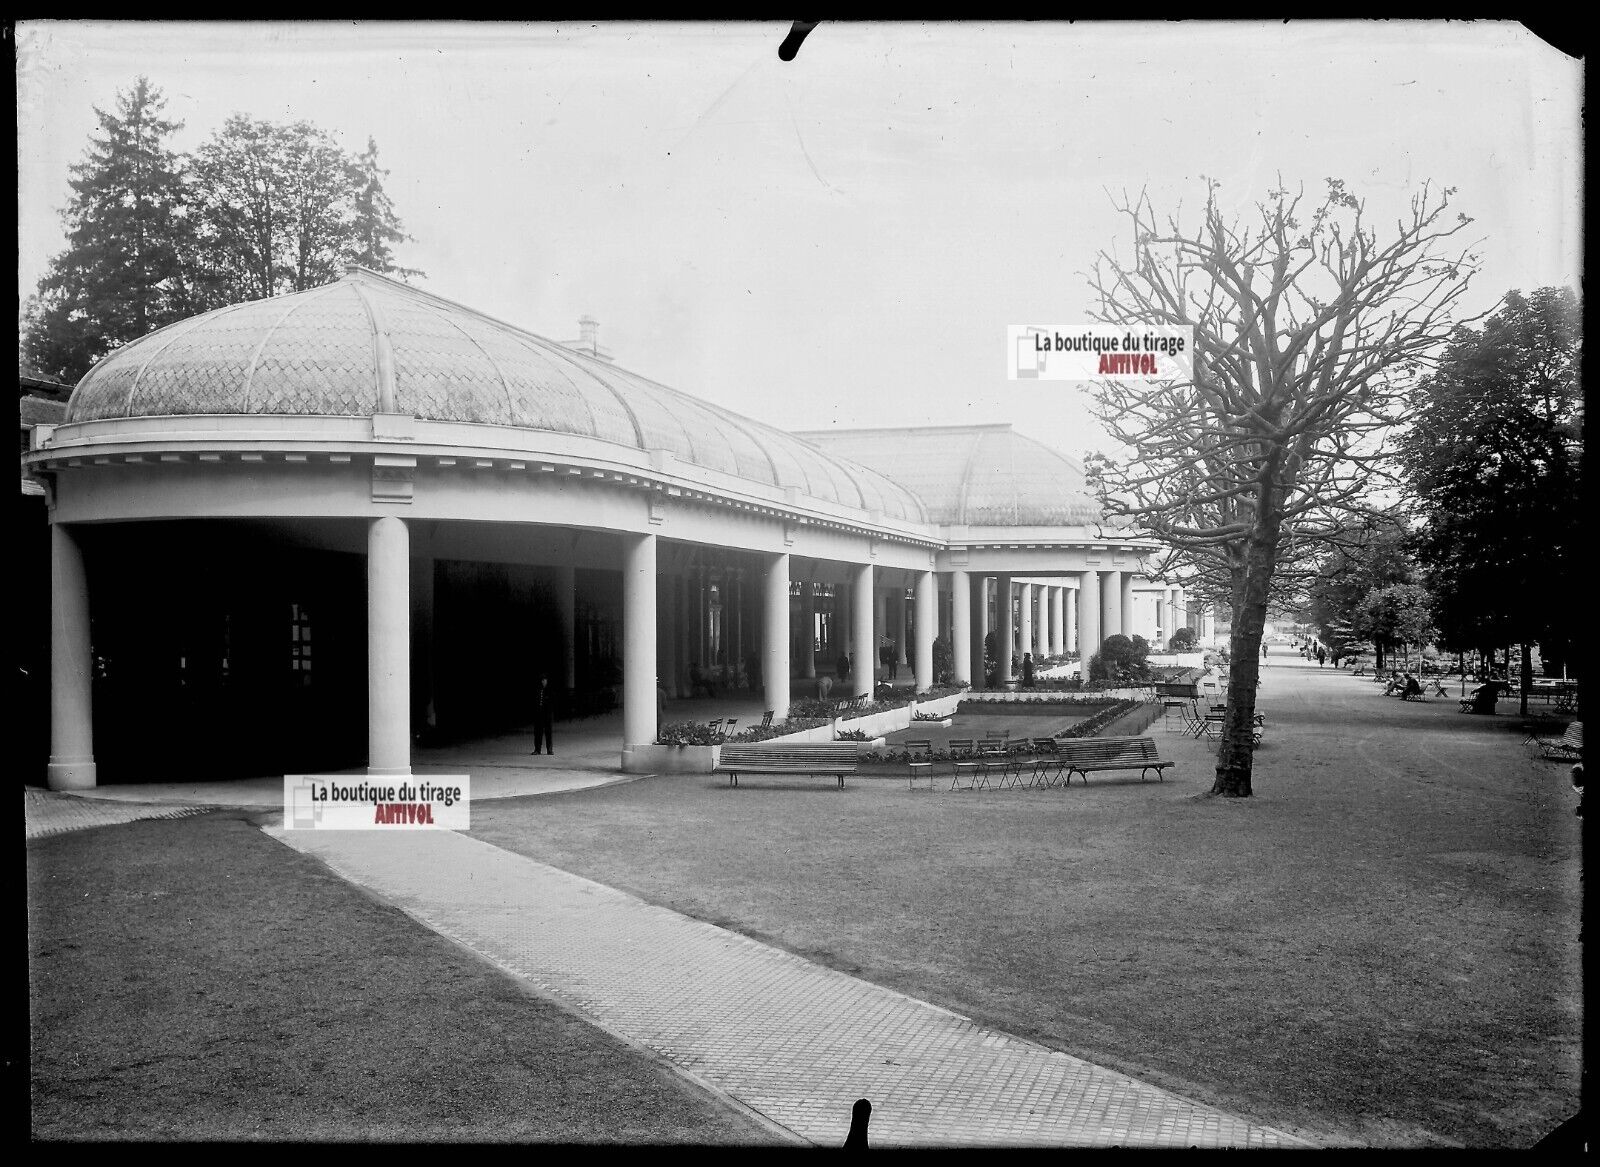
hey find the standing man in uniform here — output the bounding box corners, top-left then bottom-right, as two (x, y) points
(531, 673), (556, 756)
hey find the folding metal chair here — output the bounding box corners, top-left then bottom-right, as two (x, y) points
(948, 739), (979, 790)
(975, 733), (1011, 789)
(720, 718), (737, 740)
(905, 739), (935, 791)
(1029, 737), (1063, 787)
(705, 718), (722, 736)
(760, 710), (774, 728)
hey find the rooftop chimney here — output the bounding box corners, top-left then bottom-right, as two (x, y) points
(562, 315), (613, 362)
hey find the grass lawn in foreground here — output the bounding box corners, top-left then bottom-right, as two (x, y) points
(28, 811), (783, 1143)
(469, 678), (1582, 1149)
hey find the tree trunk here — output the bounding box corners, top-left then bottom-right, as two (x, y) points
(1211, 514), (1280, 797)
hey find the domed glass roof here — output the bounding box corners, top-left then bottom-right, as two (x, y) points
(66, 269), (926, 523)
(791, 424), (1104, 527)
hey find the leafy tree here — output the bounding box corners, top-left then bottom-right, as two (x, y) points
(1305, 519), (1418, 668)
(1396, 287), (1582, 704)
(188, 116), (361, 304)
(22, 77), (198, 383)
(24, 83), (425, 378)
(1090, 633), (1148, 682)
(1353, 583), (1436, 670)
(1088, 178), (1477, 796)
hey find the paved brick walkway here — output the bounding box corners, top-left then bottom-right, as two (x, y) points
(267, 826), (1307, 1148)
(24, 789), (210, 840)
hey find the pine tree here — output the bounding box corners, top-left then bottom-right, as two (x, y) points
(22, 77), (196, 383)
(348, 137), (424, 280)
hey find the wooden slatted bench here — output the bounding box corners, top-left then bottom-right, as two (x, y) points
(714, 743), (859, 789)
(1529, 721), (1583, 763)
(1056, 737), (1173, 785)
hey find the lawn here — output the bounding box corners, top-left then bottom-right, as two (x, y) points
(468, 698), (1583, 1148)
(27, 811), (782, 1143)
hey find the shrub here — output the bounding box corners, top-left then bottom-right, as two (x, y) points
(655, 722), (725, 746)
(835, 728), (870, 741)
(1168, 627), (1198, 652)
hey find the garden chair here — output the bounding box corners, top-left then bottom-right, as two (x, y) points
(704, 718), (722, 736)
(905, 739), (935, 791)
(720, 718), (737, 740)
(948, 739), (980, 790)
(976, 733), (1014, 789)
(760, 710), (774, 728)
(1029, 737), (1063, 787)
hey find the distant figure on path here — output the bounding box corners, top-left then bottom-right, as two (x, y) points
(531, 673), (555, 755)
(844, 1097), (871, 1149)
(1021, 652), (1035, 688)
(1316, 646), (1326, 668)
(837, 652), (851, 683)
(1262, 642), (1269, 663)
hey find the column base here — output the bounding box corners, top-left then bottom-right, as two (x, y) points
(47, 757), (97, 791)
(367, 765), (413, 778)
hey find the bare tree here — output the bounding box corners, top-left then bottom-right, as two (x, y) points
(1087, 178), (1479, 796)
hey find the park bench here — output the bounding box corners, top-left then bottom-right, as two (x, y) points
(1055, 736), (1173, 784)
(715, 743), (859, 789)
(1527, 721), (1583, 763)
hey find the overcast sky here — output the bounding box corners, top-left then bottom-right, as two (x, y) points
(15, 20), (1583, 458)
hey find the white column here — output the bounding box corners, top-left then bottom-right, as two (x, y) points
(368, 515), (411, 778)
(995, 574), (1013, 681)
(48, 524), (96, 790)
(1155, 598), (1167, 644)
(1170, 586), (1183, 635)
(556, 564), (577, 692)
(1035, 586), (1050, 658)
(914, 570), (935, 691)
(1121, 574), (1135, 642)
(1019, 582), (1034, 667)
(620, 533), (657, 765)
(1100, 569), (1121, 640)
(764, 552), (791, 718)
(895, 587), (909, 669)
(1066, 586), (1077, 653)
(1203, 609), (1216, 644)
(1051, 586), (1066, 656)
(1079, 571), (1101, 659)
(972, 576), (989, 684)
(950, 570), (972, 686)
(852, 563), (874, 698)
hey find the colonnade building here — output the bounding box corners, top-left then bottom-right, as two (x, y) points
(28, 269), (1202, 791)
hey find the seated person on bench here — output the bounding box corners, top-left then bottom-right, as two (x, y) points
(1401, 673), (1424, 700)
(1461, 679), (1503, 713)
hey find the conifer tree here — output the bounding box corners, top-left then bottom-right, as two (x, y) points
(22, 77), (196, 383)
